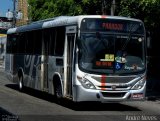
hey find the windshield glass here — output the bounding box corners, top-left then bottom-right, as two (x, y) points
(78, 32), (145, 75)
(78, 18), (146, 75)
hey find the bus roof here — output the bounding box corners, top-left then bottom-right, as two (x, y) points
(7, 15), (143, 34)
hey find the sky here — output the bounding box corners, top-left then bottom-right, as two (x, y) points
(0, 0), (13, 17)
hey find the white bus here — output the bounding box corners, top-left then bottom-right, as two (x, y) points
(5, 15), (147, 102)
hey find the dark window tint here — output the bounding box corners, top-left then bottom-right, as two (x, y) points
(55, 27), (65, 56)
(34, 30), (42, 55)
(25, 32), (34, 54)
(17, 33), (25, 54)
(6, 35), (13, 53)
(49, 28), (55, 55)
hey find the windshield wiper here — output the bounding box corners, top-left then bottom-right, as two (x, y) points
(121, 23), (142, 50)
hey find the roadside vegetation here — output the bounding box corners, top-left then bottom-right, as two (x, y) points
(28, 0), (160, 54)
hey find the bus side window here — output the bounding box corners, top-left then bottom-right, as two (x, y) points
(54, 27), (65, 56)
(25, 32), (34, 54)
(6, 34), (12, 53)
(43, 29), (50, 55)
(17, 33), (25, 54)
(11, 34), (18, 54)
(34, 30), (42, 55)
(49, 28), (55, 55)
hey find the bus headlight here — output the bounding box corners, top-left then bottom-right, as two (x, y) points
(77, 76), (96, 89)
(131, 78), (146, 90)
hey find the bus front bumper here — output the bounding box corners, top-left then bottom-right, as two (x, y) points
(73, 85), (146, 102)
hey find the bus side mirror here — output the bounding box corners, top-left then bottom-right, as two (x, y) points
(146, 31), (151, 48)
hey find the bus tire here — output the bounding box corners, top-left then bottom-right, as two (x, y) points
(53, 77), (62, 99)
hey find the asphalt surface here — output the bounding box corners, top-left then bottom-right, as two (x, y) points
(0, 67), (160, 121)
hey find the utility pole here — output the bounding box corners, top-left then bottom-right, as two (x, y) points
(13, 0), (16, 27)
(102, 0), (116, 16)
(102, 0), (107, 15)
(111, 0), (116, 16)
(6, 0), (22, 27)
(17, 0), (28, 26)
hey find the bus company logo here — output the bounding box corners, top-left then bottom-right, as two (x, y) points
(24, 55), (32, 68)
(111, 85), (116, 90)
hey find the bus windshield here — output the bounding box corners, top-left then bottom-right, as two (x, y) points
(78, 19), (145, 75)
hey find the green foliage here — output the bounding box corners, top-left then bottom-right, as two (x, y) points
(27, 0), (160, 56)
(28, 0), (84, 21)
(118, 0), (160, 30)
(28, 0), (110, 21)
(117, 0), (160, 55)
(28, 0), (54, 21)
(28, 0), (160, 34)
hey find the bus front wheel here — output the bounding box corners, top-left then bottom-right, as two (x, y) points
(54, 81), (62, 99)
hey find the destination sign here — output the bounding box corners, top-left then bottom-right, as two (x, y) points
(81, 18), (144, 34)
(94, 54), (114, 69)
(102, 23), (123, 31)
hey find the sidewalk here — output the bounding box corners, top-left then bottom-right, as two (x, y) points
(146, 76), (160, 101)
(0, 60), (4, 69)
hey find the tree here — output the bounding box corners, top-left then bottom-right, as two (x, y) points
(118, 0), (160, 30)
(28, 0), (83, 21)
(28, 0), (113, 21)
(28, 0), (160, 45)
(117, 0), (160, 56)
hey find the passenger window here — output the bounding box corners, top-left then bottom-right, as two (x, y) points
(34, 30), (42, 55)
(11, 34), (18, 54)
(49, 28), (55, 55)
(25, 32), (34, 54)
(17, 33), (25, 54)
(54, 27), (65, 56)
(6, 35), (13, 53)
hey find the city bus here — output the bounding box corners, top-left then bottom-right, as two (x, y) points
(5, 15), (147, 102)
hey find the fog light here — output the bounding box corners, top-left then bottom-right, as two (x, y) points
(96, 93), (100, 99)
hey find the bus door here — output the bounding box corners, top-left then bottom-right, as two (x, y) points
(64, 26), (77, 98)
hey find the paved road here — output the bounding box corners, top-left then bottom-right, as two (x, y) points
(0, 68), (160, 121)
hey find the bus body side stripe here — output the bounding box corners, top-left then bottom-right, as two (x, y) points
(101, 75), (106, 90)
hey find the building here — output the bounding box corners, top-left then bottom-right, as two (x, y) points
(0, 36), (6, 60)
(0, 17), (10, 67)
(16, 0), (28, 26)
(0, 17), (12, 29)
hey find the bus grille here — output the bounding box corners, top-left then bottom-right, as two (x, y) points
(101, 92), (126, 98)
(92, 76), (135, 83)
